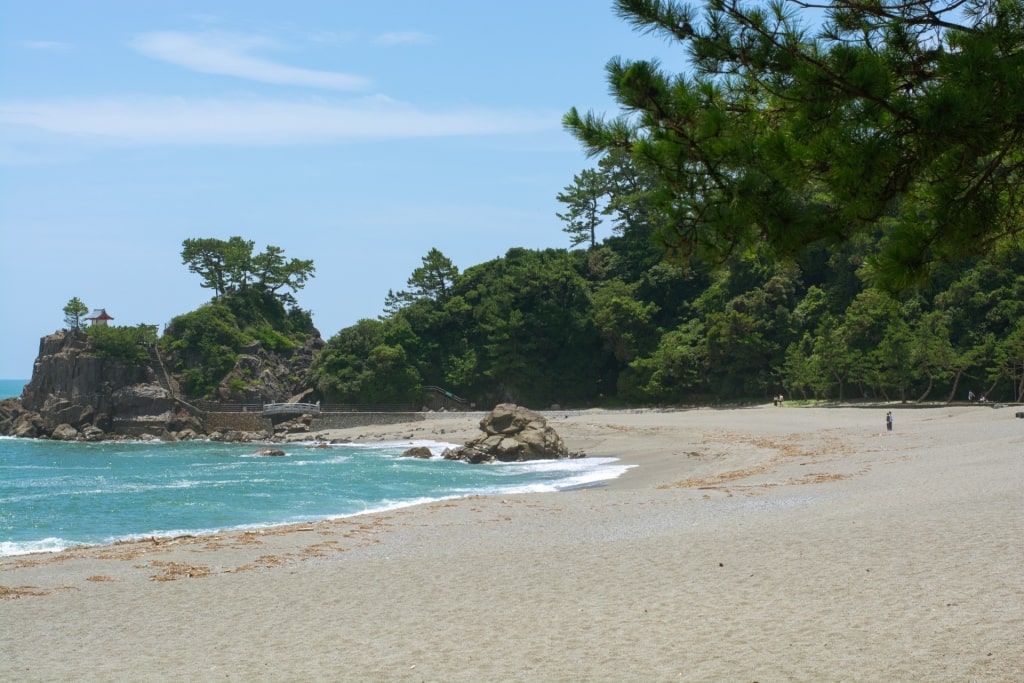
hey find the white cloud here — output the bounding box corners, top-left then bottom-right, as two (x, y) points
(129, 31), (370, 90)
(373, 31), (435, 46)
(0, 96), (558, 147)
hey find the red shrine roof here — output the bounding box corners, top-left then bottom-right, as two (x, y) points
(86, 308), (114, 322)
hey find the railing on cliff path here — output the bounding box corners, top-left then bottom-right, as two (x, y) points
(423, 385), (471, 411)
(263, 402), (321, 416)
(143, 343), (204, 419)
(144, 344), (174, 395)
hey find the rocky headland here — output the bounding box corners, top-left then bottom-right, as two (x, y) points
(0, 328), (322, 442)
(0, 331), (582, 465)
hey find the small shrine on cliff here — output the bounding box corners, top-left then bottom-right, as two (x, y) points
(85, 309), (114, 326)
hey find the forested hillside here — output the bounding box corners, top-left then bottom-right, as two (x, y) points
(310, 240), (1022, 408)
(312, 0), (1024, 409)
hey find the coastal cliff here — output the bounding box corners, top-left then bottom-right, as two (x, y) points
(1, 330), (176, 440)
(0, 327), (322, 441)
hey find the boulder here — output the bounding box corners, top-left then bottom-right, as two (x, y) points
(81, 424), (107, 441)
(11, 413), (43, 439)
(443, 403), (577, 463)
(51, 423), (79, 441)
(167, 410), (203, 435)
(401, 446), (434, 459)
(216, 430), (268, 443)
(273, 415), (313, 435)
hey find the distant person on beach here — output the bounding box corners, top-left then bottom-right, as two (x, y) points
(886, 411), (893, 432)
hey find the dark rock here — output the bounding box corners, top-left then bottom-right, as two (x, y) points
(81, 424), (106, 441)
(51, 423), (79, 441)
(401, 446), (434, 459)
(213, 334), (325, 403)
(273, 415), (313, 435)
(216, 430), (267, 443)
(256, 448), (286, 457)
(12, 414), (42, 438)
(21, 330), (157, 417)
(444, 403), (572, 463)
(167, 409), (203, 435)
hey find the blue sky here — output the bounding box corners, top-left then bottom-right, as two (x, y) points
(0, 1), (685, 379)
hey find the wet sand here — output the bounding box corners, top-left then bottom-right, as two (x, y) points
(2, 405), (1022, 681)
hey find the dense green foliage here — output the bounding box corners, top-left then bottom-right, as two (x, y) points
(313, 249), (608, 406)
(161, 238), (318, 398)
(312, 239), (1023, 408)
(161, 288), (316, 398)
(86, 324), (158, 364)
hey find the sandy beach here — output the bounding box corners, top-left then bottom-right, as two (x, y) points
(2, 404), (1022, 682)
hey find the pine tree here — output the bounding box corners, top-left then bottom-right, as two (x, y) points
(565, 0), (1024, 289)
(62, 297), (88, 331)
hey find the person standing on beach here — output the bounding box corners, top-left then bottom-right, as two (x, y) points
(886, 411), (893, 432)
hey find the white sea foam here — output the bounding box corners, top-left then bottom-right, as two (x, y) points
(341, 495), (463, 519)
(317, 454), (352, 465)
(479, 457), (634, 494)
(351, 439), (460, 457)
(1, 438), (634, 557)
(1, 537), (74, 556)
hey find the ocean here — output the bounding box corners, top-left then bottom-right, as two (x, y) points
(0, 379), (25, 400)
(0, 379), (629, 556)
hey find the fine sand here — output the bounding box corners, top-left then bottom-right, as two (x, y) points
(2, 405), (1022, 682)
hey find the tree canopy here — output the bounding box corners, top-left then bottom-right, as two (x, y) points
(181, 237), (315, 305)
(383, 248), (460, 315)
(165, 237), (317, 397)
(563, 0), (1024, 290)
(311, 234), (1023, 408)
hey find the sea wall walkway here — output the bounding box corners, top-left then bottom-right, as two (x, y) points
(199, 408), (432, 434)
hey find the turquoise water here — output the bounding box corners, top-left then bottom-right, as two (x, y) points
(0, 379), (26, 400)
(1, 427), (629, 557)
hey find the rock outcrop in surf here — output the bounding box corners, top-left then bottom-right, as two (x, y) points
(442, 403), (583, 463)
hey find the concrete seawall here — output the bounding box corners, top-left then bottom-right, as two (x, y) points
(198, 411), (430, 433)
(204, 412), (272, 433)
(312, 412), (426, 430)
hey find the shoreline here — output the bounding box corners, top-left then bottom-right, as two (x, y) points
(0, 425), (627, 559)
(2, 405), (1021, 681)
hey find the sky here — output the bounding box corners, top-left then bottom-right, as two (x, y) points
(0, 1), (688, 379)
